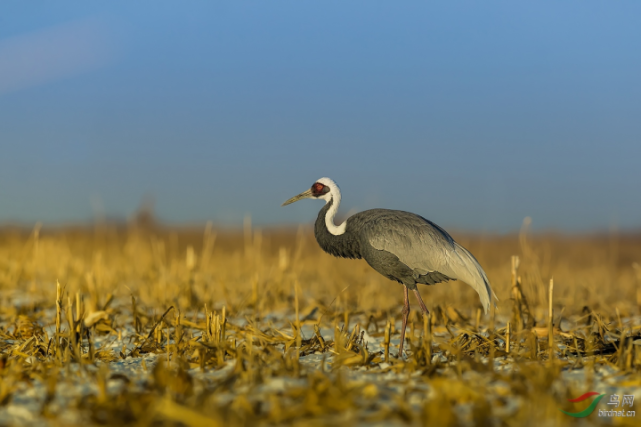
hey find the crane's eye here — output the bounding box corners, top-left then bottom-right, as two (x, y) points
(312, 182), (330, 196)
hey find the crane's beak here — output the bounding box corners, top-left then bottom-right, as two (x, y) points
(282, 189), (313, 206)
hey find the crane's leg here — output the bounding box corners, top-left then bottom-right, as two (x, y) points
(413, 289), (430, 316)
(398, 286), (410, 358)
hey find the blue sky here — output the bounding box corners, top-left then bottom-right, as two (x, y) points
(0, 2), (639, 232)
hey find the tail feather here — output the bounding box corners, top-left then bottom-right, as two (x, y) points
(452, 243), (497, 314)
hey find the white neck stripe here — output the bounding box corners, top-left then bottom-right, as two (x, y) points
(316, 177), (347, 236)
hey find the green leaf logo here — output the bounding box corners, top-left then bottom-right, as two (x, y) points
(559, 392), (606, 418)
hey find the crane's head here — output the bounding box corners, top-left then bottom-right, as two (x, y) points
(282, 177), (339, 206)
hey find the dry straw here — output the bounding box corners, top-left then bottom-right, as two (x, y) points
(0, 223), (639, 426)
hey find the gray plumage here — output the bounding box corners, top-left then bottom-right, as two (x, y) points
(314, 200), (494, 314)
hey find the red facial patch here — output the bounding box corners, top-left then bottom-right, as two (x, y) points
(312, 182), (325, 196)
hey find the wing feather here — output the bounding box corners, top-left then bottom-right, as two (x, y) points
(364, 210), (496, 313)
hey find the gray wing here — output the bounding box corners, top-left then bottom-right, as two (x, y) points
(361, 210), (495, 313)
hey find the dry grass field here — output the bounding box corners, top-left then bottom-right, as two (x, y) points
(0, 217), (639, 426)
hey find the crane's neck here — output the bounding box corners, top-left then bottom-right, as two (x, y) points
(314, 199), (361, 259)
(322, 191), (347, 236)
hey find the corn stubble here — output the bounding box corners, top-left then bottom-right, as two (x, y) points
(0, 220), (639, 426)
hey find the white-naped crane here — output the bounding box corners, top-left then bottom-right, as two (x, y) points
(282, 177), (496, 357)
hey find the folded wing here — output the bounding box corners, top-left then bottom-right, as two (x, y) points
(364, 210), (495, 313)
